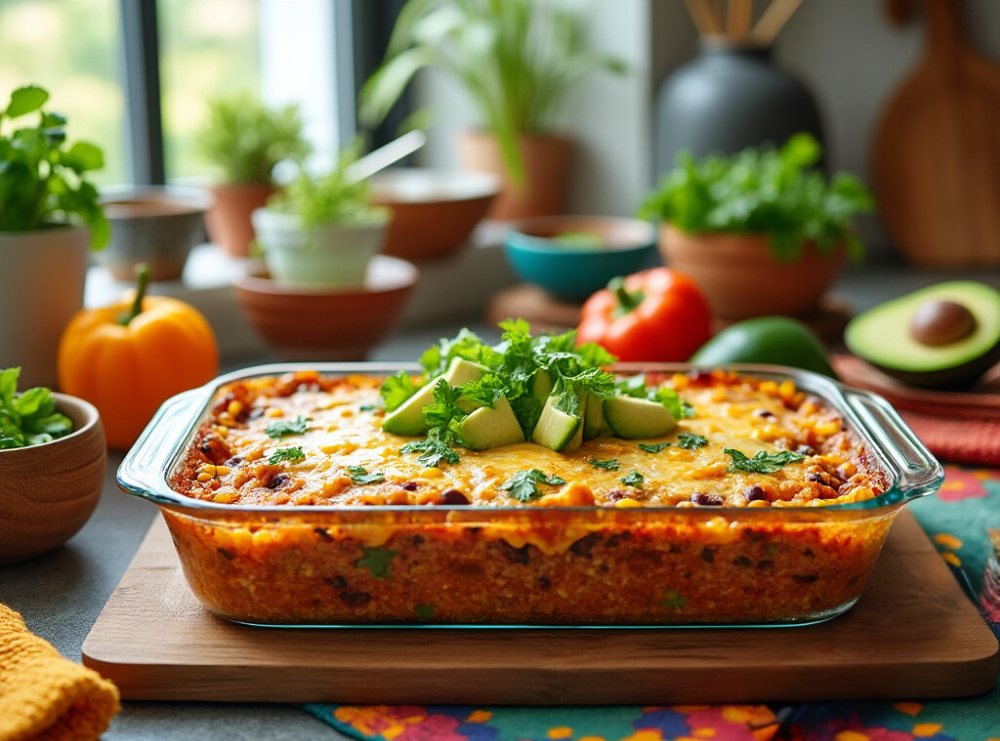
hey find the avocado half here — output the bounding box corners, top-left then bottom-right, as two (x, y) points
(845, 281), (1000, 390)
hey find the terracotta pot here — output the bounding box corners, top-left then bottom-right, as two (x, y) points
(457, 130), (573, 221)
(0, 226), (89, 388)
(660, 224), (843, 321)
(206, 183), (276, 257)
(234, 255), (418, 361)
(0, 393), (106, 564)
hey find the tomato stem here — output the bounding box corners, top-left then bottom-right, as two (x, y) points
(609, 276), (644, 316)
(118, 264), (150, 326)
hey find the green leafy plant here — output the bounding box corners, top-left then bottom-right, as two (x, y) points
(267, 146), (383, 229)
(638, 134), (874, 262)
(359, 0), (626, 184)
(724, 448), (806, 474)
(0, 367), (74, 449)
(0, 85), (109, 248)
(197, 91), (311, 185)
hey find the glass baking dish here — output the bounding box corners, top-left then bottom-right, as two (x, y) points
(117, 362), (943, 628)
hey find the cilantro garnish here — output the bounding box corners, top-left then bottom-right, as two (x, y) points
(381, 371), (417, 412)
(359, 403), (380, 412)
(677, 432), (708, 450)
(356, 546), (397, 579)
(267, 446), (305, 465)
(0, 367), (73, 449)
(588, 457), (620, 471)
(346, 465), (384, 485)
(662, 589), (687, 610)
(414, 603), (436, 620)
(265, 415), (308, 439)
(621, 471), (645, 488)
(502, 469), (567, 502)
(400, 429), (460, 467)
(638, 442), (671, 453)
(724, 448), (806, 474)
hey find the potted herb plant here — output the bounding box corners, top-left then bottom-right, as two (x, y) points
(0, 85), (109, 388)
(360, 0), (625, 220)
(198, 92), (311, 257)
(639, 133), (874, 321)
(251, 148), (390, 287)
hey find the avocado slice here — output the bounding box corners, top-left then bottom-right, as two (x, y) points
(382, 358), (487, 435)
(531, 394), (582, 452)
(460, 396), (525, 451)
(845, 281), (1000, 389)
(690, 316), (837, 379)
(604, 395), (678, 439)
(583, 393), (610, 439)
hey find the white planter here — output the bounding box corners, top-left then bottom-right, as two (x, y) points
(251, 208), (389, 288)
(0, 226), (90, 388)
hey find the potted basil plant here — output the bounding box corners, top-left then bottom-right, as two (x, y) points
(0, 85), (109, 387)
(198, 92), (311, 257)
(251, 148), (390, 288)
(639, 133), (875, 321)
(360, 0), (626, 220)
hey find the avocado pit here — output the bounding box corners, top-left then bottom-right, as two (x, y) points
(910, 300), (976, 347)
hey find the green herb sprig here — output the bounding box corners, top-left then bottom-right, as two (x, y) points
(502, 469), (567, 502)
(724, 448), (806, 474)
(347, 465), (385, 485)
(265, 415), (309, 439)
(268, 446), (306, 465)
(0, 367), (73, 449)
(621, 471), (645, 488)
(588, 457), (620, 471)
(639, 133), (874, 262)
(677, 432), (708, 450)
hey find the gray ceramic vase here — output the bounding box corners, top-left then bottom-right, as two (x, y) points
(654, 41), (825, 180)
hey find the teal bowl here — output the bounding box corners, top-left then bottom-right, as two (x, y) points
(503, 216), (659, 301)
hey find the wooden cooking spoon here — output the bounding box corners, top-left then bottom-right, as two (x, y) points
(873, 0), (1000, 266)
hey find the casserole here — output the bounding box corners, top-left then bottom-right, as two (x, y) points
(118, 362), (943, 627)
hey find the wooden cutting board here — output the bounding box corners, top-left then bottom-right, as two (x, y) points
(874, 0), (1000, 266)
(81, 510), (998, 704)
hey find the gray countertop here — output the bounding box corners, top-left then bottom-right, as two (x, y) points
(1, 265), (995, 739)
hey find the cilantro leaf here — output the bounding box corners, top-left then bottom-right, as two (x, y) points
(356, 546), (397, 579)
(662, 589), (687, 610)
(639, 442), (671, 453)
(265, 415), (309, 439)
(0, 367), (73, 449)
(420, 328), (502, 378)
(677, 432), (708, 449)
(621, 471), (645, 488)
(347, 465), (385, 485)
(502, 469), (566, 502)
(588, 457), (620, 471)
(400, 428), (460, 467)
(268, 446), (305, 464)
(422, 378), (466, 430)
(414, 603), (435, 620)
(380, 371), (417, 412)
(724, 448), (806, 474)
(458, 373), (505, 409)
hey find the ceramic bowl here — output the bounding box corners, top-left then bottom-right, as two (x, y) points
(370, 168), (500, 260)
(503, 216), (658, 301)
(98, 186), (214, 282)
(235, 255), (419, 361)
(0, 394), (106, 564)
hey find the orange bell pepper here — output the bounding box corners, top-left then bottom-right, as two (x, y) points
(576, 267), (713, 362)
(58, 266), (218, 450)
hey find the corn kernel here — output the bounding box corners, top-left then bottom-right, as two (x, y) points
(340, 408), (354, 418)
(614, 497), (642, 508)
(420, 467), (443, 479)
(815, 420), (842, 437)
(197, 472), (212, 483)
(760, 380), (778, 395)
(212, 492), (235, 504)
(265, 407), (285, 418)
(227, 400), (243, 417)
(779, 379), (796, 400)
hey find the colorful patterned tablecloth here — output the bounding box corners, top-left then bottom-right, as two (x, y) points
(305, 465), (1000, 741)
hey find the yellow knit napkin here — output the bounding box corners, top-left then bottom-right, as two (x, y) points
(0, 603), (119, 741)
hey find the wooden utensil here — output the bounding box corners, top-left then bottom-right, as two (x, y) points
(750, 0), (802, 45)
(873, 0), (1000, 266)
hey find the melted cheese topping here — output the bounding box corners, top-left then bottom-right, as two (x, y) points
(174, 372), (884, 509)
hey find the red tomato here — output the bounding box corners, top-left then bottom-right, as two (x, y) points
(576, 268), (712, 362)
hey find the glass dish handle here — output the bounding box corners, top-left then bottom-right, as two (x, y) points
(117, 387), (209, 505)
(844, 389), (944, 501)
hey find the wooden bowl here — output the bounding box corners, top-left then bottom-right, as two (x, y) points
(235, 255), (419, 361)
(0, 394), (106, 564)
(659, 224), (844, 321)
(370, 168), (499, 260)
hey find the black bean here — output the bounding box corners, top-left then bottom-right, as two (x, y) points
(753, 408), (776, 419)
(691, 491), (723, 506)
(225, 455), (244, 466)
(607, 489), (630, 501)
(314, 527), (333, 542)
(744, 485), (768, 502)
(440, 489), (470, 505)
(796, 445), (818, 456)
(399, 481), (419, 492)
(217, 548), (234, 560)
(266, 473), (288, 489)
(807, 472), (830, 485)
